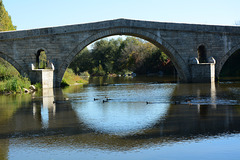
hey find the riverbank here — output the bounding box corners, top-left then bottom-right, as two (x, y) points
(0, 70), (89, 94)
(0, 60), (88, 94)
(61, 68), (89, 87)
(0, 59), (33, 94)
(0, 76), (32, 94)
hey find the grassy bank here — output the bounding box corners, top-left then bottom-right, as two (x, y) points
(0, 60), (31, 94)
(61, 68), (89, 87)
(0, 57), (89, 92)
(0, 75), (31, 94)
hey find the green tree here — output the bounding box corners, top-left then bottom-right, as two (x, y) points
(91, 38), (120, 74)
(69, 48), (92, 74)
(0, 0), (16, 31)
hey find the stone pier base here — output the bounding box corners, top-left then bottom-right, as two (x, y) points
(29, 64), (54, 88)
(190, 57), (216, 83)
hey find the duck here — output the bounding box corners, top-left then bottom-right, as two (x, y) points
(103, 99), (108, 103)
(146, 101), (152, 104)
(64, 97), (69, 101)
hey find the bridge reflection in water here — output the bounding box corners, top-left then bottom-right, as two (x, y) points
(1, 82), (240, 159)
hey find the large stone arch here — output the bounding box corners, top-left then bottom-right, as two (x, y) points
(0, 52), (26, 76)
(56, 27), (190, 86)
(216, 43), (240, 78)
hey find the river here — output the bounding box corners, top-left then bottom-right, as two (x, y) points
(1, 76), (240, 160)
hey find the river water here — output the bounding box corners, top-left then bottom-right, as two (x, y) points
(1, 76), (240, 160)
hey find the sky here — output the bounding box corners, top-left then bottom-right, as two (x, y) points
(3, 0), (240, 30)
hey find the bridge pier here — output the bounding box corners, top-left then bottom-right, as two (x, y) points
(29, 63), (55, 88)
(189, 57), (216, 83)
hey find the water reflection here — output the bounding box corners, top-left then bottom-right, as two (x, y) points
(0, 94), (32, 160)
(41, 88), (55, 128)
(1, 78), (240, 159)
(74, 103), (169, 135)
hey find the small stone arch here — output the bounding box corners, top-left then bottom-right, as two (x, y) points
(216, 43), (240, 77)
(56, 28), (190, 87)
(197, 44), (208, 63)
(35, 48), (48, 69)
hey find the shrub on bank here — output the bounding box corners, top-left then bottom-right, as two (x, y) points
(61, 78), (69, 87)
(1, 76), (31, 93)
(61, 68), (89, 87)
(80, 71), (90, 77)
(34, 83), (42, 91)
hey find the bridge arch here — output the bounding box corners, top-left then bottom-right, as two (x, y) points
(217, 43), (240, 78)
(0, 52), (26, 76)
(35, 48), (48, 69)
(197, 44), (208, 63)
(57, 28), (190, 86)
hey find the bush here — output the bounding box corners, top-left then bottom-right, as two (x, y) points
(4, 76), (31, 93)
(34, 83), (42, 91)
(0, 81), (5, 92)
(80, 71), (90, 77)
(61, 68), (89, 87)
(0, 58), (31, 93)
(92, 64), (106, 76)
(61, 78), (69, 87)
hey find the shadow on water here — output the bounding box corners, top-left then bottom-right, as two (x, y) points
(1, 77), (240, 159)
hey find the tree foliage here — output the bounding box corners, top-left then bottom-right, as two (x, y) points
(0, 0), (16, 31)
(69, 36), (175, 76)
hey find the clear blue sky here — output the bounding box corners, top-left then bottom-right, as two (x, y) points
(3, 0), (240, 30)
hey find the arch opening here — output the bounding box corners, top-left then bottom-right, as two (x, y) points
(36, 49), (49, 69)
(57, 28), (190, 87)
(219, 49), (240, 81)
(63, 35), (178, 86)
(197, 45), (207, 63)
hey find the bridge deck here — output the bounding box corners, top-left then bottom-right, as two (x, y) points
(0, 19), (240, 41)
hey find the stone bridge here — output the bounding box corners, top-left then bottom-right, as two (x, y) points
(0, 19), (240, 87)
